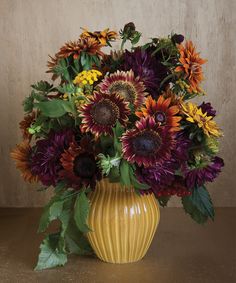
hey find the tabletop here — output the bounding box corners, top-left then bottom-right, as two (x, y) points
(0, 207), (235, 283)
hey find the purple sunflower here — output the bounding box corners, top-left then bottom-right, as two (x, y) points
(31, 129), (75, 186)
(185, 156), (224, 189)
(121, 116), (175, 167)
(98, 70), (147, 109)
(79, 91), (130, 137)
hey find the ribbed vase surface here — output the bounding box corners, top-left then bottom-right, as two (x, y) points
(87, 179), (160, 263)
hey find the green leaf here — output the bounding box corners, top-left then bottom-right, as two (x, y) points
(112, 122), (124, 154)
(36, 100), (67, 118)
(120, 159), (131, 186)
(65, 219), (93, 255)
(54, 181), (66, 193)
(108, 166), (120, 183)
(38, 198), (64, 233)
(190, 186), (215, 220)
(35, 233), (67, 270)
(74, 191), (91, 233)
(36, 99), (75, 118)
(182, 196), (208, 224)
(129, 166), (150, 190)
(31, 81), (53, 93)
(80, 52), (91, 70)
(56, 83), (76, 95)
(22, 95), (34, 113)
(131, 32), (141, 45)
(54, 59), (71, 82)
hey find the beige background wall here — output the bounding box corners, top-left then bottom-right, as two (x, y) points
(0, 0), (235, 207)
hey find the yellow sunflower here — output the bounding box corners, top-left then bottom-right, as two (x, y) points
(181, 102), (222, 137)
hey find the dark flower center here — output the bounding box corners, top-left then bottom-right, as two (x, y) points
(132, 130), (161, 156)
(155, 111), (166, 124)
(109, 82), (136, 104)
(91, 99), (119, 126)
(73, 154), (97, 179)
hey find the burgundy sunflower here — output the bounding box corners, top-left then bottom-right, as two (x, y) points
(79, 91), (130, 136)
(136, 95), (182, 132)
(98, 70), (147, 108)
(60, 138), (101, 190)
(121, 117), (175, 167)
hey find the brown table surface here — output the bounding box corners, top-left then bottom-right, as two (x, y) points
(0, 208), (235, 283)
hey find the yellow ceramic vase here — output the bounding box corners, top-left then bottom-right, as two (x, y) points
(87, 179), (160, 264)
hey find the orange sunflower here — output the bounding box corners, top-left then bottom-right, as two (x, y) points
(47, 37), (104, 76)
(175, 41), (207, 93)
(80, 28), (118, 46)
(136, 95), (181, 132)
(10, 141), (38, 183)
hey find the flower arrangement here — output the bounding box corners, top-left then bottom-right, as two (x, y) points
(11, 23), (224, 270)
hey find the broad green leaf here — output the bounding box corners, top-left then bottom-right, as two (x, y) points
(35, 233), (67, 270)
(38, 199), (64, 233)
(182, 196), (208, 224)
(190, 186), (215, 220)
(36, 100), (67, 118)
(74, 191), (91, 233)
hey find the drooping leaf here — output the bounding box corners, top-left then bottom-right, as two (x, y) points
(182, 196), (208, 224)
(74, 191), (91, 233)
(35, 233), (67, 270)
(38, 198), (64, 233)
(190, 186), (215, 221)
(65, 219), (93, 255)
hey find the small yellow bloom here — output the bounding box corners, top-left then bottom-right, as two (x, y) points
(73, 69), (102, 87)
(181, 102), (222, 137)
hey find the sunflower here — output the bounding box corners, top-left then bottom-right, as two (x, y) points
(79, 91), (130, 136)
(98, 70), (147, 108)
(121, 117), (175, 167)
(10, 141), (38, 183)
(136, 95), (181, 132)
(47, 37), (104, 75)
(175, 41), (207, 93)
(80, 28), (118, 46)
(181, 102), (222, 137)
(19, 112), (36, 140)
(60, 138), (101, 189)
